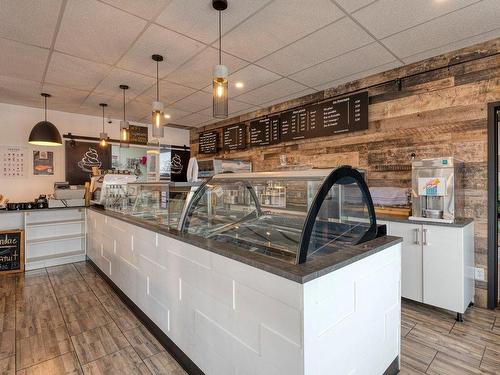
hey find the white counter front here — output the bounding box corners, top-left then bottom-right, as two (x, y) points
(87, 209), (401, 375)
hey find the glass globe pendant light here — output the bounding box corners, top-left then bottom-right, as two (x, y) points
(212, 0), (228, 118)
(119, 84), (130, 148)
(151, 54), (165, 138)
(99, 103), (109, 148)
(28, 93), (62, 146)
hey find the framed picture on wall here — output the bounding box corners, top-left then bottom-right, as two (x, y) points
(33, 151), (54, 175)
(65, 141), (111, 185)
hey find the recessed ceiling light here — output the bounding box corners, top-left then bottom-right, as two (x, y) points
(235, 82), (244, 88)
(164, 113), (171, 119)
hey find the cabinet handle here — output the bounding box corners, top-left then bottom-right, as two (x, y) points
(414, 228), (420, 245)
(423, 228), (428, 246)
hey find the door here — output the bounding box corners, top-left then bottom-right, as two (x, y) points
(422, 225), (462, 312)
(389, 222), (423, 302)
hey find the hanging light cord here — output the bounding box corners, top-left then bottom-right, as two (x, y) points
(156, 59), (159, 101)
(44, 95), (47, 122)
(218, 10), (222, 65)
(122, 88), (126, 122)
(102, 105), (105, 132)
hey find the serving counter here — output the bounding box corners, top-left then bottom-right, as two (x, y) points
(86, 167), (402, 375)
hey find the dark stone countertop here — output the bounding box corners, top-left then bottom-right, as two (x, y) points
(0, 206), (85, 214)
(90, 207), (402, 284)
(377, 215), (474, 228)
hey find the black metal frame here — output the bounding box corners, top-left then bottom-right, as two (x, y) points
(297, 166), (377, 264)
(487, 101), (500, 309)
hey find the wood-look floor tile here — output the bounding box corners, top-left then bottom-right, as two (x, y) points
(0, 331), (14, 361)
(17, 352), (82, 375)
(462, 307), (496, 330)
(59, 292), (101, 317)
(99, 295), (141, 331)
(399, 365), (426, 374)
(0, 277), (17, 297)
(16, 327), (73, 370)
(54, 280), (90, 298)
(480, 347), (500, 372)
(426, 352), (489, 375)
(123, 325), (164, 360)
(82, 346), (150, 375)
(71, 322), (129, 365)
(401, 319), (415, 338)
(0, 356), (14, 375)
(64, 305), (113, 336)
(407, 325), (485, 367)
(16, 308), (65, 339)
(46, 264), (78, 275)
(74, 262), (96, 277)
(401, 337), (437, 373)
(16, 270), (49, 289)
(85, 278), (112, 298)
(0, 296), (15, 334)
(143, 352), (187, 375)
(16, 283), (54, 302)
(451, 321), (500, 354)
(402, 300), (455, 334)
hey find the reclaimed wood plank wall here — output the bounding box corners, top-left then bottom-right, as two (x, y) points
(190, 38), (500, 308)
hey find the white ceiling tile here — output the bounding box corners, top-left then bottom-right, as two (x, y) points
(135, 80), (197, 106)
(227, 65), (281, 95)
(258, 88), (317, 108)
(156, 0), (271, 44)
(256, 17), (374, 76)
(197, 99), (258, 117)
(81, 92), (123, 111)
(220, 0), (345, 61)
(165, 46), (248, 90)
(171, 90), (213, 113)
(353, 0), (479, 39)
(40, 83), (90, 109)
(100, 0), (171, 20)
(0, 0), (62, 48)
(0, 75), (41, 108)
(162, 107), (191, 121)
(55, 0), (147, 64)
(334, 0), (376, 13)
(289, 43), (395, 87)
(0, 39), (49, 82)
(382, 0), (500, 58)
(180, 112), (213, 126)
(93, 68), (155, 98)
(313, 60), (403, 91)
(402, 27), (500, 65)
(45, 52), (112, 91)
(234, 78), (309, 106)
(117, 24), (206, 77)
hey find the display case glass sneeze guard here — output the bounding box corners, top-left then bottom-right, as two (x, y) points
(180, 166), (378, 264)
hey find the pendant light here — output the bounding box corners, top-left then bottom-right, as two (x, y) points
(212, 0), (228, 118)
(99, 103), (109, 148)
(151, 54), (165, 138)
(28, 93), (62, 146)
(119, 84), (130, 148)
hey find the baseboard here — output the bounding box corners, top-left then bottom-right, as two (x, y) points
(383, 356), (399, 375)
(86, 257), (204, 375)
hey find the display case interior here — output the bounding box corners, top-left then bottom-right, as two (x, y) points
(180, 166), (379, 264)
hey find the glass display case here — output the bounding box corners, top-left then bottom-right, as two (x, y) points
(180, 166), (378, 264)
(108, 182), (198, 229)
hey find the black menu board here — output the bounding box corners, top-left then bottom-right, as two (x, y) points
(223, 124), (246, 150)
(129, 125), (148, 145)
(249, 115), (280, 146)
(199, 131), (219, 154)
(0, 230), (24, 274)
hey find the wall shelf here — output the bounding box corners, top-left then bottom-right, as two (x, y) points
(26, 233), (85, 245)
(26, 219), (85, 227)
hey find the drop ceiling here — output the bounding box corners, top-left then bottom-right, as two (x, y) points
(0, 0), (498, 128)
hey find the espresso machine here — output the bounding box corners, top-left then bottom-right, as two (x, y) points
(409, 157), (464, 223)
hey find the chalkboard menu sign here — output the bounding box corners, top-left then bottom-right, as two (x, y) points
(249, 115), (281, 146)
(129, 125), (148, 145)
(223, 124), (246, 151)
(0, 230), (24, 274)
(199, 131), (219, 154)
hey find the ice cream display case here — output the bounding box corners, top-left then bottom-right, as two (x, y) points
(180, 166), (379, 264)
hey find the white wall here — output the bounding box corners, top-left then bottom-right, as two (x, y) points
(0, 102), (190, 202)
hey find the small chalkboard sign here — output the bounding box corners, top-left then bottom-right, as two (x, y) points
(0, 230), (24, 274)
(129, 125), (149, 145)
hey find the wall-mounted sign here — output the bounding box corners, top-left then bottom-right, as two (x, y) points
(0, 230), (24, 274)
(129, 125), (149, 145)
(249, 115), (281, 146)
(199, 131), (219, 154)
(1, 145), (27, 178)
(33, 151), (54, 175)
(170, 149), (190, 182)
(223, 124), (246, 151)
(65, 141), (112, 185)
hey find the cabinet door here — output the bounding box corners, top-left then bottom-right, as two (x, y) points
(389, 222), (423, 302)
(422, 225), (463, 312)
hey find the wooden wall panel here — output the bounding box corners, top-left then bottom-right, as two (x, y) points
(190, 38), (500, 308)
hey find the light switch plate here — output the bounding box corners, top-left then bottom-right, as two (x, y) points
(474, 267), (485, 281)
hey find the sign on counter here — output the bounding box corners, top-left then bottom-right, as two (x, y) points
(0, 230), (24, 274)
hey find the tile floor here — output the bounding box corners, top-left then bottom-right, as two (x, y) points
(1, 262), (500, 374)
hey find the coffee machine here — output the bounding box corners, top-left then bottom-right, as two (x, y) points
(409, 157), (464, 223)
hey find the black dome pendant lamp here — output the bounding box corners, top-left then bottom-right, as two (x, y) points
(28, 93), (62, 146)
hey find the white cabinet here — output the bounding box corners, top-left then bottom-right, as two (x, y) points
(390, 222), (423, 302)
(387, 220), (474, 317)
